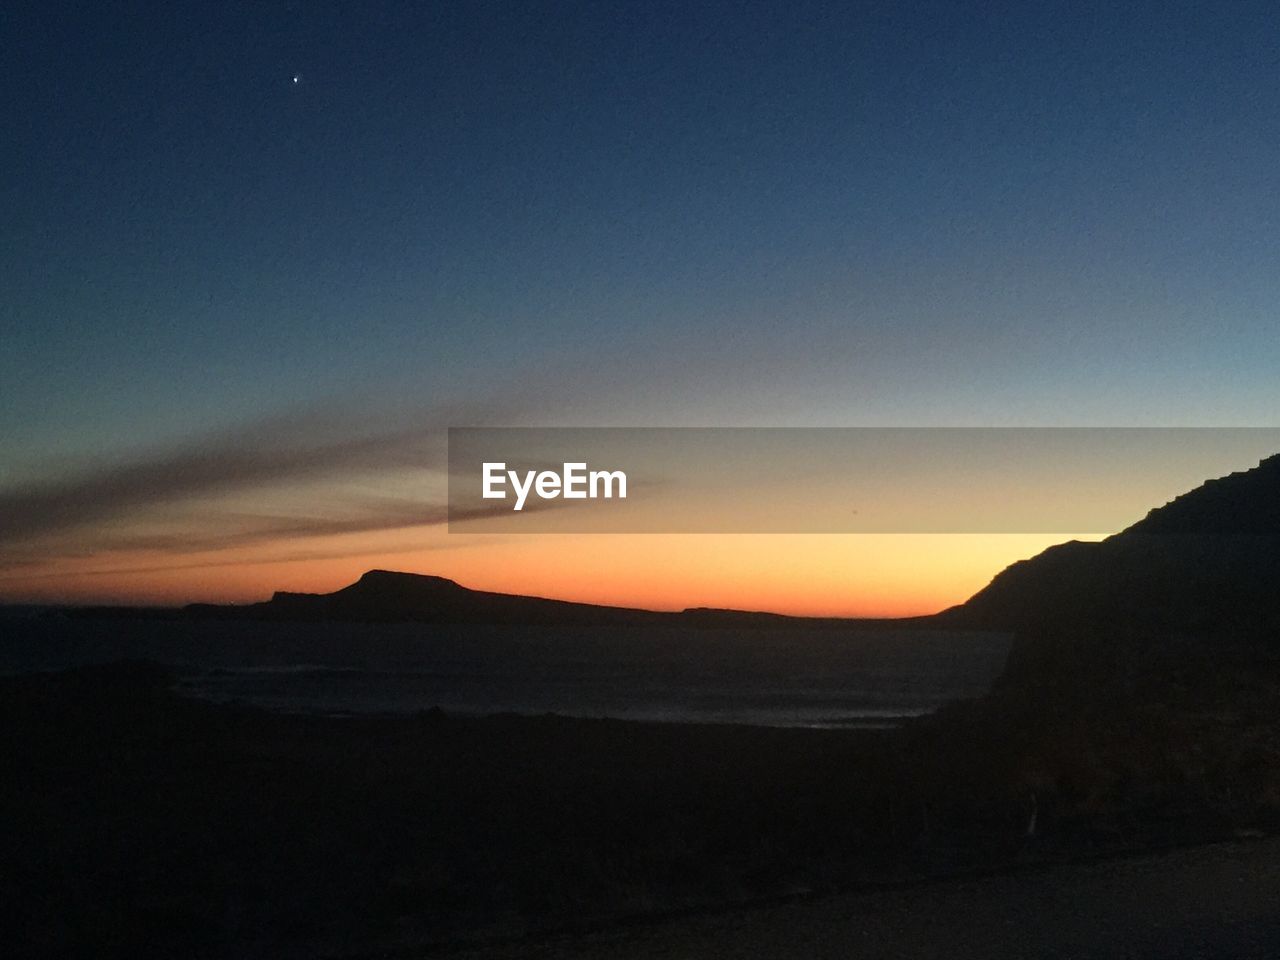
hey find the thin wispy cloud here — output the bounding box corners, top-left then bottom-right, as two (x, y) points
(0, 501), (546, 584)
(0, 397), (514, 547)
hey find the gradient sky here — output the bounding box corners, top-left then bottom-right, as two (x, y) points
(3, 1), (1279, 612)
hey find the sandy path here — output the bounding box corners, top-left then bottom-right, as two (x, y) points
(443, 838), (1280, 959)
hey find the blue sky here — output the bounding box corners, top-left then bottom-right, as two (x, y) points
(4, 0), (1279, 483)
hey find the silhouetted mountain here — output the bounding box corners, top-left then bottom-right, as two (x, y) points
(182, 569), (906, 628)
(1120, 452), (1280, 536)
(185, 570), (671, 625)
(944, 453), (1280, 637)
(911, 455), (1280, 859)
(168, 455), (1280, 637)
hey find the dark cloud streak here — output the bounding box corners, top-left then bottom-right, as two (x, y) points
(0, 427), (436, 545)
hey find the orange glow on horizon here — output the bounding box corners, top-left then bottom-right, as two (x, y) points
(0, 531), (1094, 618)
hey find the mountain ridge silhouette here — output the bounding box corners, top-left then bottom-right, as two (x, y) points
(944, 453), (1280, 637)
(180, 453), (1280, 639)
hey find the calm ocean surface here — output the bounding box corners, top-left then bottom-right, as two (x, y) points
(0, 613), (1011, 728)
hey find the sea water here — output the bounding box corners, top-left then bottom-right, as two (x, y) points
(0, 614), (1011, 728)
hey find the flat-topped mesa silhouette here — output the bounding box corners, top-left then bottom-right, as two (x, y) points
(186, 569), (672, 625)
(942, 453), (1280, 668)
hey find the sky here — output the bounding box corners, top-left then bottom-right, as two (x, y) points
(3, 1), (1279, 613)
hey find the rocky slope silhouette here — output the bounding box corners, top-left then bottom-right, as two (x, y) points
(944, 453), (1280, 637)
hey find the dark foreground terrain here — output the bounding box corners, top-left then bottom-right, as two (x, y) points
(4, 651), (1279, 959)
(5, 662), (905, 958)
(446, 837), (1280, 959)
